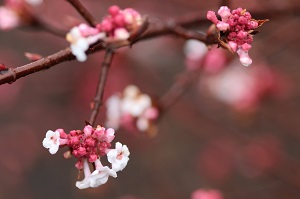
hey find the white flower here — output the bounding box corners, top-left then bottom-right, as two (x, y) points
(66, 26), (105, 62)
(0, 7), (20, 30)
(107, 142), (130, 172)
(184, 39), (208, 61)
(89, 166), (117, 188)
(106, 95), (122, 129)
(42, 130), (60, 154)
(76, 159), (92, 189)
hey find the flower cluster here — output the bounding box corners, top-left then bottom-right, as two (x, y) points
(0, 0), (42, 30)
(201, 63), (285, 112)
(207, 6), (267, 66)
(106, 85), (159, 135)
(66, 5), (142, 62)
(42, 125), (130, 189)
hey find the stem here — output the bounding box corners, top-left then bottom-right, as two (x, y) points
(66, 0), (98, 27)
(89, 50), (115, 126)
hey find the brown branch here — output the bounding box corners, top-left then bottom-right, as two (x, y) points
(89, 50), (115, 126)
(0, 7), (299, 86)
(66, 0), (98, 27)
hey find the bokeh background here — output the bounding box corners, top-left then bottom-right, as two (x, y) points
(0, 0), (300, 198)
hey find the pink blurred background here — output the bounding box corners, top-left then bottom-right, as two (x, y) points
(0, 0), (300, 198)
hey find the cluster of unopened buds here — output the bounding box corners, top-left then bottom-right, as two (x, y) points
(207, 6), (267, 66)
(42, 124), (130, 189)
(66, 5), (143, 62)
(0, 0), (42, 30)
(106, 85), (159, 135)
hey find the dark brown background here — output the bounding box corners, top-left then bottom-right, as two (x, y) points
(0, 0), (300, 198)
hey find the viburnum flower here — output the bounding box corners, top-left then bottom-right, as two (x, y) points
(42, 130), (63, 154)
(96, 5), (143, 41)
(89, 165), (117, 187)
(106, 85), (159, 135)
(207, 6), (268, 66)
(42, 124), (130, 189)
(107, 142), (130, 172)
(66, 6), (143, 61)
(66, 24), (106, 62)
(201, 63), (284, 112)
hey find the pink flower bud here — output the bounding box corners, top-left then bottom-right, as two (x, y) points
(101, 18), (113, 32)
(105, 128), (115, 143)
(228, 41), (238, 52)
(75, 160), (83, 170)
(86, 137), (96, 147)
(56, 128), (68, 138)
(83, 125), (93, 136)
(77, 147), (87, 156)
(241, 43), (252, 51)
(206, 11), (219, 24)
(69, 136), (80, 145)
(218, 6), (231, 21)
(144, 107), (159, 119)
(88, 154), (98, 162)
(108, 5), (120, 17)
(114, 14), (126, 27)
(216, 21), (229, 31)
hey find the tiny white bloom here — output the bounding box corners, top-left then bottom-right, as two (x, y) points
(66, 26), (105, 62)
(42, 130), (60, 154)
(107, 142), (130, 172)
(0, 7), (20, 30)
(89, 166), (117, 188)
(75, 159), (92, 189)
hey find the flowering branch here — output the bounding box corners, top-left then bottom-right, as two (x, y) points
(66, 0), (98, 27)
(0, 7), (298, 85)
(89, 50), (115, 126)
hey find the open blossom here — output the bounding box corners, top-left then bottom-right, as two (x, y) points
(43, 125), (130, 189)
(107, 142), (130, 172)
(42, 130), (60, 154)
(66, 24), (105, 62)
(66, 6), (142, 61)
(207, 6), (268, 66)
(89, 166), (117, 187)
(106, 85), (159, 134)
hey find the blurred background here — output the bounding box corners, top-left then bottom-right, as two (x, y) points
(0, 0), (300, 198)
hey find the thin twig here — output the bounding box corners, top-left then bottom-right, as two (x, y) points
(0, 8), (298, 85)
(66, 0), (98, 27)
(89, 50), (115, 126)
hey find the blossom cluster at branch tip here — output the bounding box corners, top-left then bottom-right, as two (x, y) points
(207, 6), (268, 66)
(0, 0), (43, 30)
(106, 85), (159, 135)
(66, 5), (142, 62)
(42, 125), (130, 189)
